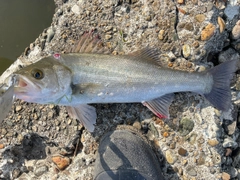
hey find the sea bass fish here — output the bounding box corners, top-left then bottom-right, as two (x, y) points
(13, 47), (237, 132)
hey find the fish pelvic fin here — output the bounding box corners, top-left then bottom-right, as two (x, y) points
(204, 60), (237, 111)
(66, 104), (97, 132)
(142, 93), (174, 119)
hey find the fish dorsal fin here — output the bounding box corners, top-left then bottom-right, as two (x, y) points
(68, 30), (109, 54)
(128, 47), (161, 66)
(142, 93), (174, 119)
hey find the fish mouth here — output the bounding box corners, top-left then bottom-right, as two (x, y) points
(14, 75), (41, 94)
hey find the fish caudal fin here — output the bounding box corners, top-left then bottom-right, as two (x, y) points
(204, 60), (237, 111)
(66, 104), (97, 132)
(142, 93), (174, 119)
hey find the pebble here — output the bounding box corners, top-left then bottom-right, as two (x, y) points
(196, 153), (205, 165)
(132, 121), (141, 130)
(158, 30), (165, 40)
(34, 165), (49, 177)
(71, 4), (80, 15)
(187, 166), (197, 176)
(201, 23), (215, 41)
(195, 14), (205, 23)
(226, 121), (236, 135)
(182, 44), (191, 58)
(46, 28), (55, 42)
(177, 0), (184, 4)
(207, 139), (219, 147)
(182, 159), (188, 166)
(165, 150), (177, 164)
(179, 118), (194, 136)
(0, 144), (4, 149)
(15, 105), (22, 112)
(232, 20), (240, 39)
(105, 34), (112, 40)
(217, 16), (225, 33)
(178, 147), (187, 156)
(12, 168), (21, 179)
(222, 172), (230, 180)
(223, 137), (238, 149)
(52, 156), (71, 170)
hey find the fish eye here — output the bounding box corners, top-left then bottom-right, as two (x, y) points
(31, 69), (44, 79)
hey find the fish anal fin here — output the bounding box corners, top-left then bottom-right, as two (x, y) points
(66, 104), (97, 132)
(142, 93), (174, 119)
(128, 47), (161, 66)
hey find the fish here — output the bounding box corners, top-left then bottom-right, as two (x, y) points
(0, 85), (14, 123)
(13, 32), (237, 132)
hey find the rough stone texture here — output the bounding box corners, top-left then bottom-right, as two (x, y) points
(0, 0), (240, 180)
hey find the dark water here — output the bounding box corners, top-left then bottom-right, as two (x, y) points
(0, 0), (55, 75)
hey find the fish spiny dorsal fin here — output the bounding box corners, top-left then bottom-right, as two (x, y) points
(128, 47), (161, 66)
(69, 30), (109, 54)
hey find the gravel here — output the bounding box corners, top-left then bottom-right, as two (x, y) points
(0, 0), (240, 179)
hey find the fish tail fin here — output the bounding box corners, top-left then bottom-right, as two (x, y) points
(204, 60), (237, 111)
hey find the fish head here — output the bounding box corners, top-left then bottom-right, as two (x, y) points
(14, 57), (72, 103)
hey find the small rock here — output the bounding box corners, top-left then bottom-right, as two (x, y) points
(187, 166), (197, 176)
(217, 16), (225, 33)
(178, 147), (187, 156)
(184, 23), (194, 31)
(12, 168), (21, 179)
(188, 133), (197, 145)
(132, 121), (141, 130)
(192, 41), (199, 48)
(177, 0), (184, 4)
(34, 165), (48, 177)
(201, 23), (215, 41)
(222, 172), (230, 180)
(232, 20), (240, 39)
(225, 148), (232, 156)
(196, 152), (205, 165)
(0, 144), (4, 149)
(52, 156), (71, 170)
(179, 118), (194, 136)
(15, 105), (22, 112)
(46, 28), (55, 42)
(163, 131), (169, 137)
(182, 44), (191, 58)
(227, 121), (236, 135)
(158, 30), (165, 40)
(165, 150), (177, 164)
(169, 142), (176, 149)
(207, 139), (219, 147)
(223, 137), (238, 149)
(182, 159), (188, 166)
(195, 14), (205, 23)
(71, 4), (80, 15)
(105, 34), (112, 40)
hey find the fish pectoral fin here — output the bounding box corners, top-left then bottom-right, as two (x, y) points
(66, 104), (97, 132)
(142, 93), (174, 119)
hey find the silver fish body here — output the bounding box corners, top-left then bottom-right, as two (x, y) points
(13, 48), (237, 131)
(57, 53), (212, 105)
